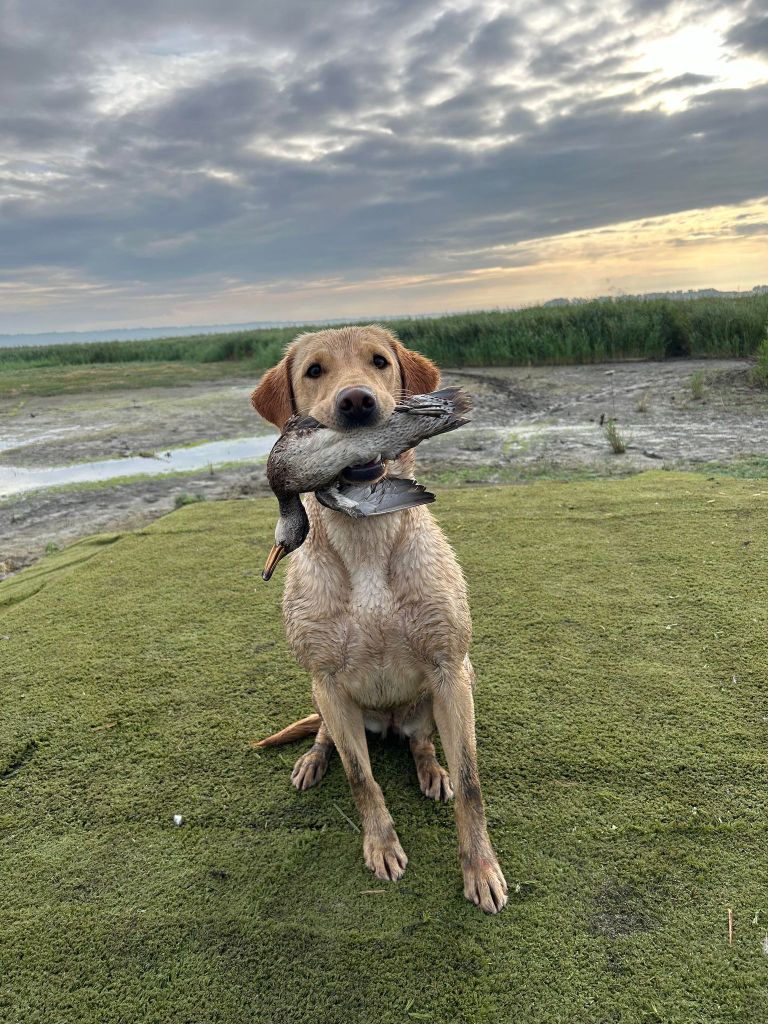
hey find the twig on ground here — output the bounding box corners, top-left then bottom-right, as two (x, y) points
(332, 802), (360, 832)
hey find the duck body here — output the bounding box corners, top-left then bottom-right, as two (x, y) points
(266, 386), (471, 497)
(261, 387), (471, 580)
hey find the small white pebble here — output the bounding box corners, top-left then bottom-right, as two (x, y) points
(173, 814), (183, 827)
(762, 936), (768, 957)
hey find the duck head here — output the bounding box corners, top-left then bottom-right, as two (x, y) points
(262, 495), (310, 581)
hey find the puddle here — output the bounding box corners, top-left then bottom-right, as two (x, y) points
(0, 434), (275, 498)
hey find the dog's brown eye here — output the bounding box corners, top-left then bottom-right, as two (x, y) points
(306, 363), (323, 379)
(372, 354), (388, 369)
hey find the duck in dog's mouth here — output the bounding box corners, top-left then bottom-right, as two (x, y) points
(341, 457), (386, 483)
(259, 387), (473, 581)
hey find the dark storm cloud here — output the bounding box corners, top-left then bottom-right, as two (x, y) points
(1, 0), (768, 311)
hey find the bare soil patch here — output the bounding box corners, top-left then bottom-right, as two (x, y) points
(2, 358), (765, 574)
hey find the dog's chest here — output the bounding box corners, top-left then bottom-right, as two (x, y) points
(306, 511), (427, 701)
(326, 510), (402, 622)
(285, 502), (469, 706)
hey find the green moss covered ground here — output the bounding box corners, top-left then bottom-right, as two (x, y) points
(2, 472), (768, 1023)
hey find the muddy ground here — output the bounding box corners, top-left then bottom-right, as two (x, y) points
(2, 358), (766, 574)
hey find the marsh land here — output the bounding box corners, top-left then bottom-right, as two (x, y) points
(3, 295), (768, 1020)
(2, 357), (766, 575)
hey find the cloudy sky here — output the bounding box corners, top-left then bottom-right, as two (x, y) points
(2, 0), (768, 333)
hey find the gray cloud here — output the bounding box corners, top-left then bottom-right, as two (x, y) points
(7, 80), (767, 282)
(641, 72), (716, 94)
(733, 220), (768, 235)
(1, 0), (767, 329)
(727, 10), (768, 56)
(464, 13), (523, 68)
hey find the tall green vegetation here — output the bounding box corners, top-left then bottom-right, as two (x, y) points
(754, 327), (768, 386)
(2, 294), (767, 371)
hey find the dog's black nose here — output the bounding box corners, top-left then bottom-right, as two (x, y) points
(336, 386), (377, 426)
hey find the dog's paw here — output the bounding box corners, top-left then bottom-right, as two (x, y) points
(463, 857), (508, 914)
(417, 761), (454, 802)
(363, 832), (408, 881)
(291, 747), (330, 791)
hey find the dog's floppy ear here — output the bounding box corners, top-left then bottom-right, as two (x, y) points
(392, 339), (441, 396)
(250, 355), (295, 429)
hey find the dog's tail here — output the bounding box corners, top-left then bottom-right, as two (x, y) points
(250, 713), (322, 749)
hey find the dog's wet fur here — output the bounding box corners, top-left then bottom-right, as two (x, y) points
(251, 325), (507, 913)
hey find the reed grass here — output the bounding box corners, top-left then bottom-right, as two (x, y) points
(634, 391), (651, 412)
(2, 295), (767, 372)
(754, 332), (768, 386)
(604, 420), (627, 454)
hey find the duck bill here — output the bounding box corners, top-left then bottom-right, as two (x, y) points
(262, 543), (287, 582)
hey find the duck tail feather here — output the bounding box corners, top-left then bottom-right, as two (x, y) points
(430, 385), (473, 413)
(395, 386), (472, 419)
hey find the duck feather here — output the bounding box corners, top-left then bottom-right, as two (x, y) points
(315, 477), (435, 518)
(267, 386), (472, 496)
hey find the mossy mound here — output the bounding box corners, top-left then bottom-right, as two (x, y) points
(2, 472), (768, 1023)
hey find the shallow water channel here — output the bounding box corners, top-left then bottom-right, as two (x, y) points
(0, 435), (274, 498)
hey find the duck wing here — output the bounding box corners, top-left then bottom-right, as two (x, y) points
(315, 476), (436, 518)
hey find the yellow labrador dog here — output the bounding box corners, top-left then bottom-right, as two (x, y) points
(251, 325), (507, 913)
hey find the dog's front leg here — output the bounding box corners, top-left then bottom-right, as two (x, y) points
(432, 660), (508, 913)
(312, 675), (408, 881)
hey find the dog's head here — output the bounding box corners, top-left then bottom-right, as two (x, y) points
(251, 325), (440, 432)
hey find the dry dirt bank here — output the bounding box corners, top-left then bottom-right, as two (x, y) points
(1, 358), (765, 573)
